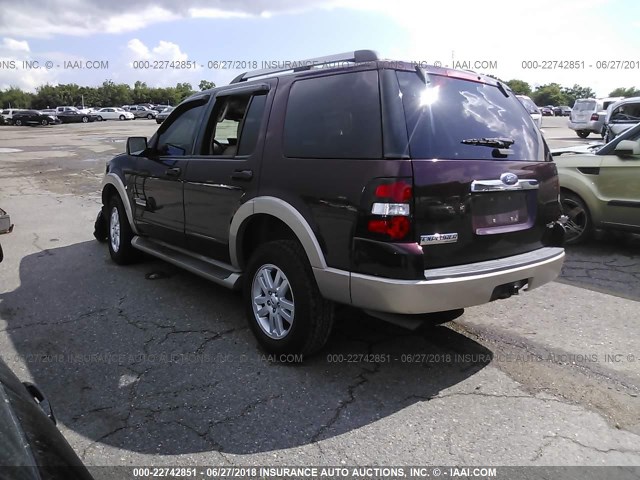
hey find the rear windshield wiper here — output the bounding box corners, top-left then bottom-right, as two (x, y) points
(461, 137), (515, 148)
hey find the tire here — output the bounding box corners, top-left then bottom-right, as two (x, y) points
(244, 240), (334, 356)
(41, 119), (48, 126)
(560, 191), (592, 245)
(107, 194), (139, 264)
(82, 116), (88, 123)
(119, 114), (125, 120)
(97, 116), (103, 121)
(147, 113), (153, 119)
(14, 119), (22, 126)
(577, 130), (590, 138)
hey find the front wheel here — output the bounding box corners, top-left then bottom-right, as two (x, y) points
(14, 119), (22, 126)
(96, 116), (103, 121)
(577, 130), (590, 138)
(82, 116), (88, 123)
(119, 114), (125, 120)
(147, 113), (153, 119)
(561, 191), (592, 244)
(107, 194), (139, 264)
(40, 119), (48, 126)
(244, 240), (334, 356)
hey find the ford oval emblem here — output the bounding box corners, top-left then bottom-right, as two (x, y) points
(500, 172), (519, 185)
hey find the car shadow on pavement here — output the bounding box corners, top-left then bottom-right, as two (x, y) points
(0, 240), (492, 455)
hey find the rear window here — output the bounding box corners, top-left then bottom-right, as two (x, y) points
(397, 71), (544, 161)
(283, 70), (382, 159)
(573, 100), (597, 111)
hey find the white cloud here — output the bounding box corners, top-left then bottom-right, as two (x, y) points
(1, 38), (30, 52)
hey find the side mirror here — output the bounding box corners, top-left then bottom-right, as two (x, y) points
(126, 136), (148, 155)
(614, 140), (640, 156)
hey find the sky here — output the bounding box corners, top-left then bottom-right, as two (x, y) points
(0, 0), (639, 98)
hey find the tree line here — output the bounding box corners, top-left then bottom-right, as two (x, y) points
(0, 80), (217, 109)
(1, 77), (638, 109)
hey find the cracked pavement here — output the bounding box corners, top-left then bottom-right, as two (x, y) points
(0, 118), (639, 470)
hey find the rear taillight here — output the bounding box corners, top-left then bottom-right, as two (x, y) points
(590, 113), (599, 121)
(366, 179), (413, 241)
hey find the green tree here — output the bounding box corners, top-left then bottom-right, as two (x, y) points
(0, 86), (34, 108)
(531, 83), (566, 106)
(198, 80), (216, 91)
(506, 79), (532, 96)
(608, 87), (640, 98)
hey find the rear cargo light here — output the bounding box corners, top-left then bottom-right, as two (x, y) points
(366, 179), (413, 240)
(590, 113), (599, 121)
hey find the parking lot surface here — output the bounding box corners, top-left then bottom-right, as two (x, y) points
(0, 116), (639, 468)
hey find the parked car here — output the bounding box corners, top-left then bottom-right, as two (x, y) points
(553, 105), (571, 117)
(569, 97), (624, 138)
(152, 104), (171, 112)
(94, 49), (566, 356)
(516, 95), (542, 128)
(540, 106), (554, 116)
(1, 108), (27, 123)
(93, 107), (134, 121)
(155, 106), (174, 124)
(11, 110), (58, 126)
(552, 122), (640, 243)
(603, 96), (640, 143)
(126, 105), (158, 119)
(56, 110), (98, 123)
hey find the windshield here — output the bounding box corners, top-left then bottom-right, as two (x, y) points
(397, 71), (544, 161)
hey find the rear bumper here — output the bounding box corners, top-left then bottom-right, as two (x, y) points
(568, 120), (602, 133)
(343, 247), (564, 314)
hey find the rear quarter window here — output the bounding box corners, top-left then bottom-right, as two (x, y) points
(397, 71), (544, 161)
(283, 70), (382, 159)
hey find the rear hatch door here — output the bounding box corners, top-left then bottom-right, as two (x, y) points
(396, 70), (560, 269)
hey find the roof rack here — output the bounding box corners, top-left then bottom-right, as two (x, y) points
(229, 49), (378, 84)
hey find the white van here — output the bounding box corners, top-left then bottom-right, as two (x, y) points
(515, 95), (542, 129)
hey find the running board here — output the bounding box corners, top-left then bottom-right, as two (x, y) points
(131, 236), (242, 290)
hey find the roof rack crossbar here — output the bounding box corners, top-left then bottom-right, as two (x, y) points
(230, 49), (378, 84)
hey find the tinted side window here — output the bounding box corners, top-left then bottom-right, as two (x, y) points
(237, 94), (267, 156)
(157, 100), (207, 156)
(397, 71), (543, 161)
(283, 71), (382, 159)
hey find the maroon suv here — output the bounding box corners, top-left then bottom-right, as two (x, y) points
(95, 50), (566, 356)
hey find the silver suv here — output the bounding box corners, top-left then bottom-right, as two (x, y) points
(568, 97), (623, 138)
(603, 96), (640, 142)
(126, 105), (158, 119)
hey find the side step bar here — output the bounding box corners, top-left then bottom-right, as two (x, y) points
(131, 236), (242, 290)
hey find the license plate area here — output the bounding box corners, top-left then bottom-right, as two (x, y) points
(472, 191), (534, 235)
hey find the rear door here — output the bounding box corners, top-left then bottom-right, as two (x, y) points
(183, 81), (275, 262)
(572, 99), (597, 124)
(397, 70), (560, 269)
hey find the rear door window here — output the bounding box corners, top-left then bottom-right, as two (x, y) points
(397, 71), (543, 161)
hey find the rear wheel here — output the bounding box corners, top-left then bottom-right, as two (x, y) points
(82, 116), (88, 123)
(244, 240), (334, 356)
(96, 115), (103, 121)
(107, 194), (139, 264)
(577, 130), (590, 138)
(561, 191), (592, 244)
(40, 119), (48, 126)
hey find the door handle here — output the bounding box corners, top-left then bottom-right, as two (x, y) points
(231, 169), (253, 181)
(165, 167), (181, 177)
